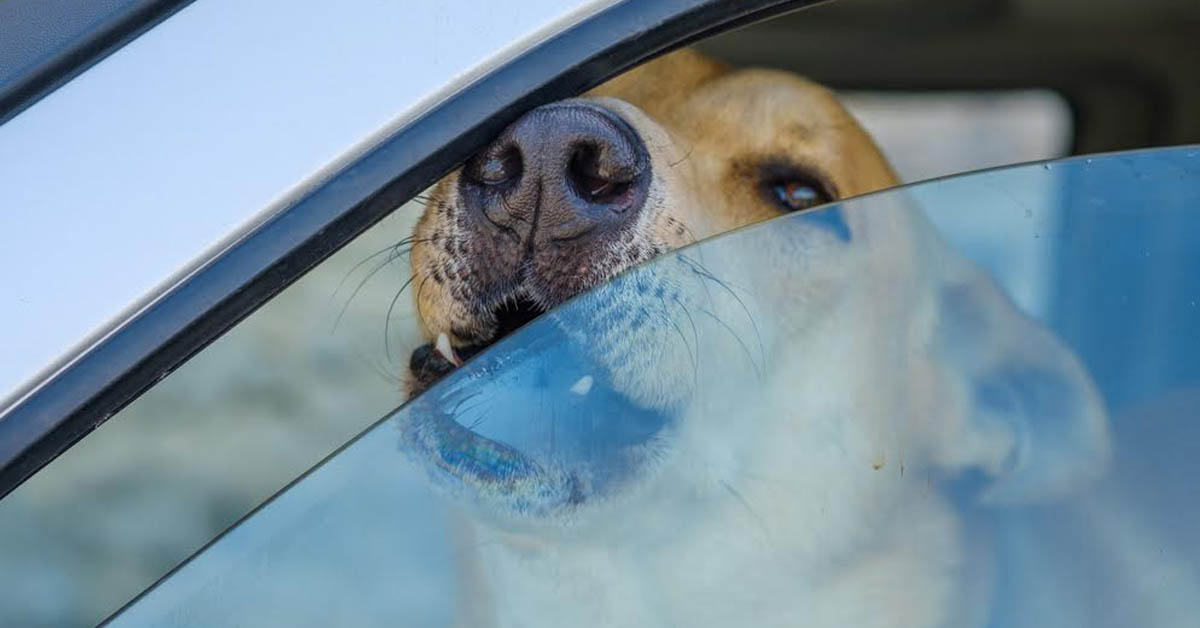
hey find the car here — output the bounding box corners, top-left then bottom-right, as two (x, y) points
(1, 0), (1197, 626)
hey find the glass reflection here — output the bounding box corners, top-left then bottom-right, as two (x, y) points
(110, 147), (1200, 627)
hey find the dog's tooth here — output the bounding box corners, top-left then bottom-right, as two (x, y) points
(570, 375), (594, 396)
(436, 332), (461, 366)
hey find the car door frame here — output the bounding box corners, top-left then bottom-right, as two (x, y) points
(0, 0), (823, 498)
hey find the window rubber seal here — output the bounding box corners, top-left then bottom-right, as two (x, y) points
(0, 0), (825, 499)
(0, 0), (199, 127)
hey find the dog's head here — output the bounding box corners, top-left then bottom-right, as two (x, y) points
(406, 51), (895, 381)
(399, 50), (1108, 532)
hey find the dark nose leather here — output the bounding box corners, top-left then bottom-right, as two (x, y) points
(460, 101), (650, 242)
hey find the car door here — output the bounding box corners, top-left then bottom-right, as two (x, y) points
(3, 1), (1198, 626)
(0, 1), (815, 625)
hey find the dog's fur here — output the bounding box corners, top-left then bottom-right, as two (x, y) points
(402, 50), (1112, 627)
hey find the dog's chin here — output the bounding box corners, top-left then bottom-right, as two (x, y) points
(401, 294), (675, 525)
(407, 295), (547, 398)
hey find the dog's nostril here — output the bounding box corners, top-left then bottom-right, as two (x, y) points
(568, 143), (634, 206)
(458, 102), (650, 241)
(464, 147), (522, 185)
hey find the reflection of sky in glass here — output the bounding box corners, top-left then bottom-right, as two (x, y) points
(102, 147), (1200, 627)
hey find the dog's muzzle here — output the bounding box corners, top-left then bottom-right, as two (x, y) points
(399, 303), (672, 521)
(408, 101), (656, 396)
(400, 102), (669, 519)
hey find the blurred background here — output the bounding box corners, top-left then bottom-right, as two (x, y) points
(1, 0), (1198, 626)
(700, 0), (1200, 179)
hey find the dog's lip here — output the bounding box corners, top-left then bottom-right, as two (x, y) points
(400, 307), (673, 520)
(400, 388), (586, 517)
(405, 337), (493, 396)
(408, 296), (549, 395)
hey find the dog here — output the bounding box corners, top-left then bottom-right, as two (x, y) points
(396, 49), (1113, 627)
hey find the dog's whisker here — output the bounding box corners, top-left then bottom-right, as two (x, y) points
(328, 235), (437, 330)
(672, 219), (701, 246)
(659, 301), (698, 388)
(328, 242), (402, 306)
(331, 249), (408, 332)
(720, 480), (774, 547)
(358, 346), (405, 387)
(677, 254), (718, 312)
(694, 305), (763, 379)
(413, 273), (435, 334)
(452, 397), (489, 423)
(669, 144), (694, 169)
(684, 261), (766, 374)
(452, 390), (484, 413)
(665, 295), (702, 387)
(383, 273), (418, 363)
(679, 254), (750, 294)
(733, 469), (791, 488)
(465, 409), (491, 431)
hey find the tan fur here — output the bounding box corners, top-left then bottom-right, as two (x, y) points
(409, 50), (898, 359)
(589, 49), (898, 233)
(402, 49), (1113, 628)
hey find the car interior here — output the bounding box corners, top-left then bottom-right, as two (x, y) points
(700, 0), (1200, 160)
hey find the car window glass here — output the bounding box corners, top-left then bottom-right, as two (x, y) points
(0, 207), (426, 627)
(0, 9), (1192, 622)
(105, 147), (1200, 627)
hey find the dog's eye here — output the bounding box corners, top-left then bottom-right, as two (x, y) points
(771, 179), (830, 212)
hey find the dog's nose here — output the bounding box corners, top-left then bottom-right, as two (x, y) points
(461, 101), (650, 241)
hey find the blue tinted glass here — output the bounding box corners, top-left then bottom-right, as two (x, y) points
(109, 146), (1200, 627)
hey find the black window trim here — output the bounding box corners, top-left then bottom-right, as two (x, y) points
(0, 0), (200, 127)
(0, 0), (825, 499)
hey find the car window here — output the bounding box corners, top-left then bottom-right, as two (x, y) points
(103, 147), (1200, 627)
(0, 0), (186, 124)
(0, 207), (424, 626)
(3, 2), (1196, 624)
(0, 2), (803, 624)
